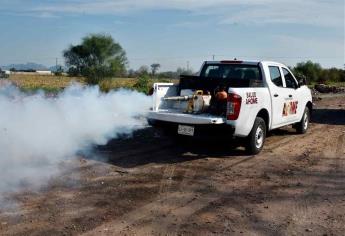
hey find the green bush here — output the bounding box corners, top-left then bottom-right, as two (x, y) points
(134, 75), (151, 94)
(293, 61), (344, 83)
(99, 80), (113, 93)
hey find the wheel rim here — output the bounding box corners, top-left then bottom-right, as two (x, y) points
(303, 112), (309, 130)
(255, 126), (264, 149)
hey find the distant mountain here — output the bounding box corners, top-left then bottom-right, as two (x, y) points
(1, 62), (48, 71)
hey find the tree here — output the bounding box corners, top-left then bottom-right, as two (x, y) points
(127, 69), (136, 78)
(63, 34), (127, 84)
(293, 61), (344, 84)
(151, 63), (160, 77)
(293, 61), (322, 83)
(137, 65), (149, 76)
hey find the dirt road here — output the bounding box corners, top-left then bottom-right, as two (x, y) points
(0, 95), (344, 236)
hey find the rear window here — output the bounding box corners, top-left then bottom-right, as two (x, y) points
(200, 64), (262, 81)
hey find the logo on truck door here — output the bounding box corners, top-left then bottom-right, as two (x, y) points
(283, 101), (298, 116)
(245, 92), (258, 104)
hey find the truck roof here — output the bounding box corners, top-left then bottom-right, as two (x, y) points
(204, 60), (286, 67)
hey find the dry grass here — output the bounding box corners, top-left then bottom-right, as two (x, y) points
(9, 74), (85, 92)
(99, 78), (138, 92)
(7, 74), (343, 94)
(6, 74), (177, 93)
(99, 77), (177, 93)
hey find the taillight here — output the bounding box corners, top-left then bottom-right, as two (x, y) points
(227, 93), (242, 120)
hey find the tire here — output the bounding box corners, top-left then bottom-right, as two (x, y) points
(246, 117), (266, 155)
(296, 107), (310, 134)
(147, 118), (156, 126)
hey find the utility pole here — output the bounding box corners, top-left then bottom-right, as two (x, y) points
(212, 54), (215, 61)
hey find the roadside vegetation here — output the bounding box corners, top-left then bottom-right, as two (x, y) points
(7, 74), (176, 94)
(2, 34), (343, 94)
(292, 61), (344, 84)
(9, 74), (84, 93)
(63, 34), (127, 85)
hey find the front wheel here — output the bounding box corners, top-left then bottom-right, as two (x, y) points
(246, 117), (266, 155)
(296, 107), (310, 134)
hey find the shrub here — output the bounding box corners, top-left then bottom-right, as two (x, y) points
(134, 75), (151, 94)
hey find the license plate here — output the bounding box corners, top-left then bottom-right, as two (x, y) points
(178, 125), (195, 136)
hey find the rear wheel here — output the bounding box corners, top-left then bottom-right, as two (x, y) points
(147, 119), (156, 126)
(246, 117), (266, 155)
(296, 107), (310, 134)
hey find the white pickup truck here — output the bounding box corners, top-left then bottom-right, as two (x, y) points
(148, 60), (312, 154)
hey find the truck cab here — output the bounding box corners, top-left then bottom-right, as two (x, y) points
(148, 60), (312, 154)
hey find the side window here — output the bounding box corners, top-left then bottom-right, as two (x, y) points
(269, 66), (283, 87)
(282, 68), (297, 89)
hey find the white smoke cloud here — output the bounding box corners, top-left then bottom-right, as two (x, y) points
(0, 83), (151, 198)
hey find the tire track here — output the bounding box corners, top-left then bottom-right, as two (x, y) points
(284, 131), (345, 235)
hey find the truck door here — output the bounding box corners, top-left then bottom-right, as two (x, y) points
(281, 67), (301, 123)
(268, 66), (290, 128)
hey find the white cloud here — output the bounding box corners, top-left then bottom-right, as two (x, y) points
(32, 0), (270, 14)
(8, 0), (341, 28)
(221, 0), (343, 28)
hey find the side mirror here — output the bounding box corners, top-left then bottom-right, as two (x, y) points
(297, 77), (307, 87)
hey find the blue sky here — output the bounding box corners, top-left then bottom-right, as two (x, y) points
(0, 0), (343, 71)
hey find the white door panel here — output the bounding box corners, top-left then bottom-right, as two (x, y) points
(267, 65), (293, 128)
(281, 67), (301, 123)
(281, 89), (299, 123)
(271, 87), (290, 127)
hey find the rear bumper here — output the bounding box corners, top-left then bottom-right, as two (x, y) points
(151, 120), (235, 137)
(148, 111), (234, 137)
(147, 110), (225, 125)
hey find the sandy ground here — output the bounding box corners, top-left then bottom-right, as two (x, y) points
(0, 95), (344, 236)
